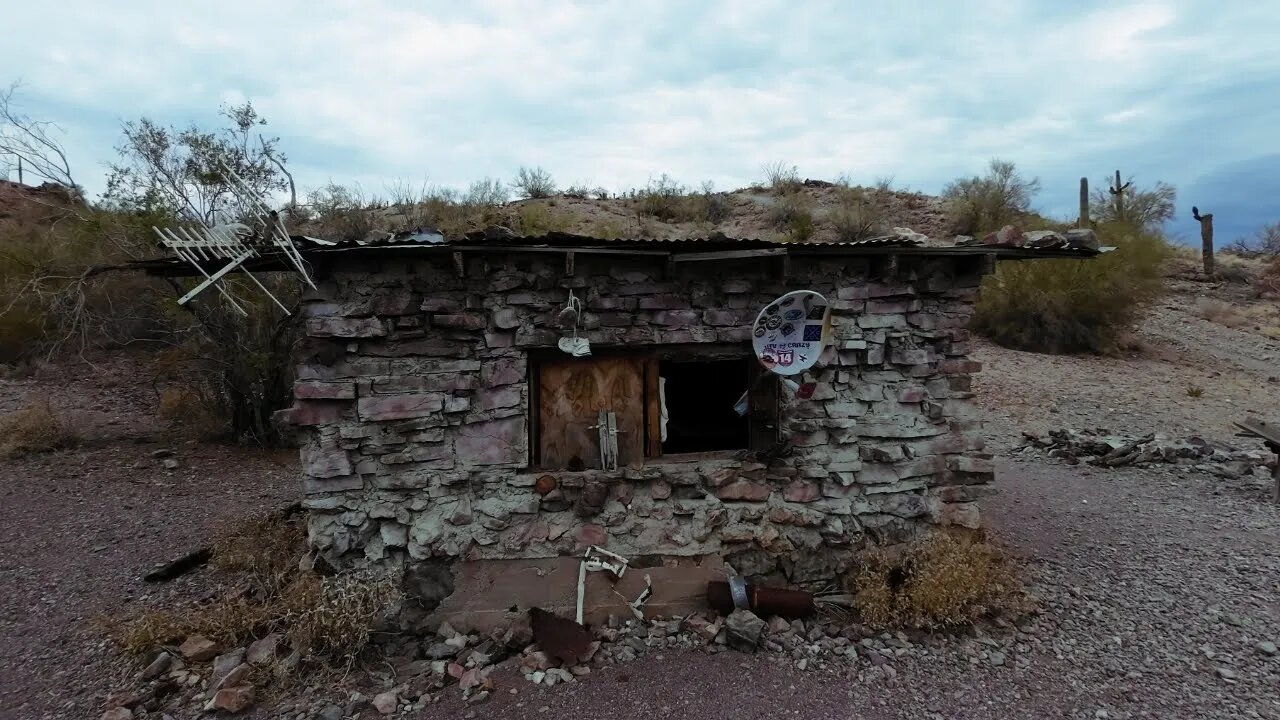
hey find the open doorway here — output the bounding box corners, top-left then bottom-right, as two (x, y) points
(659, 357), (751, 454)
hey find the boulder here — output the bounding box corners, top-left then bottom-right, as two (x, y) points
(372, 690), (399, 715)
(208, 649), (246, 690)
(246, 634), (279, 665)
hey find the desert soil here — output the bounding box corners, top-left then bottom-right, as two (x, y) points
(1, 280), (1278, 720)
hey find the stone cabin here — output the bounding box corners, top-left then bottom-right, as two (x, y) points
(266, 228), (1098, 589)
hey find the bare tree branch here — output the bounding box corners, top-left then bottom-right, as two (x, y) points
(0, 82), (76, 188)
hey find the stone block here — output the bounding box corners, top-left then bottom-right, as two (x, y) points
(360, 339), (458, 357)
(940, 359), (982, 375)
(302, 475), (364, 494)
(867, 299), (921, 315)
(422, 297), (464, 312)
(358, 394), (445, 421)
(306, 317), (386, 338)
(651, 310), (701, 327)
(478, 385), (523, 410)
(293, 380), (356, 400)
(858, 314), (904, 329)
(783, 480), (821, 503)
(456, 417), (527, 466)
(433, 313), (487, 330)
(889, 346), (937, 365)
(716, 480), (771, 501)
(940, 502), (981, 529)
(638, 294), (687, 310)
(371, 374), (477, 393)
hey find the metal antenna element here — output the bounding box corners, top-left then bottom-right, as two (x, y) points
(154, 161), (316, 314)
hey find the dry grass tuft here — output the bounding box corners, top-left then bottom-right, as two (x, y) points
(0, 399), (76, 458)
(1186, 384), (1205, 398)
(849, 532), (1027, 630)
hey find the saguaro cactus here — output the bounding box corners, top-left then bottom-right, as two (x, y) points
(1079, 177), (1090, 226)
(1192, 206), (1215, 276)
(1108, 170), (1132, 223)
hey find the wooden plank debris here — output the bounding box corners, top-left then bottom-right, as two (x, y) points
(1233, 417), (1280, 504)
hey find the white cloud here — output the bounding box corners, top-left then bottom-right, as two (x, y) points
(2, 0), (1278, 232)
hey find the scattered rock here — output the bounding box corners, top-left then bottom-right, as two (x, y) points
(139, 651), (172, 680)
(178, 635), (218, 662)
(208, 649), (246, 689)
(150, 448), (175, 458)
(212, 663), (251, 693)
(162, 458), (180, 470)
(246, 634), (280, 665)
(724, 609), (766, 653)
(316, 704), (344, 720)
(1216, 667), (1238, 681)
(766, 616), (792, 635)
(100, 709), (133, 720)
(206, 685), (255, 713)
(423, 641), (459, 660)
(467, 690), (491, 705)
(989, 651), (1006, 667)
(1256, 640), (1277, 656)
(372, 690), (399, 715)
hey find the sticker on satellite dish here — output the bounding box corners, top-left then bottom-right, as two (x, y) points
(751, 290), (832, 376)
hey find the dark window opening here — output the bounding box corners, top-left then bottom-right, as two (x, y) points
(530, 347), (777, 470)
(659, 358), (751, 454)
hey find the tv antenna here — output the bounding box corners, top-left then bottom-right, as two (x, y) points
(153, 161), (315, 316)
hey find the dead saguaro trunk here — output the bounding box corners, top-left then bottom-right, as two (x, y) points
(1192, 206), (1215, 276)
(1079, 177), (1090, 226)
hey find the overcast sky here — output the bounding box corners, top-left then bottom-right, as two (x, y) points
(3, 1), (1277, 243)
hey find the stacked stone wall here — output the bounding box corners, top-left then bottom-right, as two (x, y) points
(290, 251), (993, 584)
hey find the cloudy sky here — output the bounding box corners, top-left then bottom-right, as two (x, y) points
(3, 1), (1277, 243)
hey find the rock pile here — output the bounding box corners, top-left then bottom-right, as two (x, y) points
(105, 605), (1030, 719)
(1020, 429), (1275, 479)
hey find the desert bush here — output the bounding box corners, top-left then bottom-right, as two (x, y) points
(464, 177), (509, 207)
(1192, 298), (1248, 328)
(635, 174), (689, 222)
(762, 161), (801, 193)
(305, 183), (375, 241)
(512, 166), (556, 199)
(768, 192), (814, 242)
(972, 223), (1170, 354)
(942, 159), (1040, 236)
(211, 511), (307, 595)
(1089, 176), (1176, 231)
(1258, 258), (1280, 297)
(832, 183), (886, 242)
(850, 531), (1026, 629)
(157, 384), (224, 439)
(689, 180), (730, 224)
(0, 399), (76, 457)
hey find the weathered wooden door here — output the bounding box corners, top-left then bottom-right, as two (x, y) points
(538, 356), (646, 470)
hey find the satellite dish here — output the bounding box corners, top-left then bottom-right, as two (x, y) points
(750, 290), (832, 376)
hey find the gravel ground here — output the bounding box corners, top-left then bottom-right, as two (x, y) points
(3, 282), (1279, 719)
(0, 357), (296, 720)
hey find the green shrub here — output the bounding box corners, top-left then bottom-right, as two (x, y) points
(635, 174), (689, 222)
(516, 204), (572, 235)
(942, 159), (1040, 236)
(972, 223), (1170, 353)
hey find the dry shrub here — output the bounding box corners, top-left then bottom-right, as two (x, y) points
(157, 385), (224, 439)
(512, 166), (556, 199)
(212, 513), (307, 595)
(1192, 298), (1248, 328)
(0, 399), (76, 457)
(973, 223), (1170, 353)
(286, 570), (402, 664)
(1258, 258), (1280, 298)
(116, 513), (400, 669)
(850, 532), (1026, 629)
